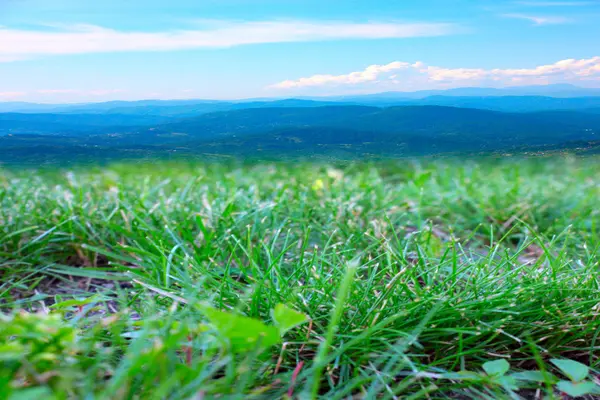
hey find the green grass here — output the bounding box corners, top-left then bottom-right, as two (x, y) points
(1, 157), (600, 399)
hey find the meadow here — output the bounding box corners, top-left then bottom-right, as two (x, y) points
(1, 157), (599, 399)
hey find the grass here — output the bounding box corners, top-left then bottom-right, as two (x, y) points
(1, 157), (600, 399)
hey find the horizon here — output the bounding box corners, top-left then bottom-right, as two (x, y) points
(1, 83), (599, 106)
(1, 0), (600, 102)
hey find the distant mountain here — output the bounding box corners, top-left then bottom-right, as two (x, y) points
(354, 96), (600, 113)
(580, 107), (600, 114)
(0, 99), (225, 114)
(133, 105), (600, 148)
(322, 84), (600, 101)
(93, 99), (346, 118)
(0, 113), (171, 135)
(2, 105), (600, 166)
(0, 102), (67, 113)
(60, 95), (600, 115)
(3, 84), (600, 116)
(0, 98), (349, 119)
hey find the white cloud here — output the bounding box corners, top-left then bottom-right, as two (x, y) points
(35, 89), (125, 96)
(0, 91), (27, 98)
(0, 55), (26, 63)
(502, 13), (572, 24)
(515, 1), (595, 6)
(269, 56), (600, 90)
(0, 20), (458, 62)
(274, 62), (414, 89)
(37, 89), (80, 94)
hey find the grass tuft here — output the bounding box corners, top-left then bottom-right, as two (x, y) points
(1, 158), (599, 398)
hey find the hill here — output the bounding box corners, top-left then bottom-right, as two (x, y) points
(0, 99), (345, 117)
(2, 84), (600, 117)
(140, 105), (600, 146)
(1, 105), (599, 164)
(368, 96), (600, 113)
(0, 113), (171, 135)
(323, 83), (600, 101)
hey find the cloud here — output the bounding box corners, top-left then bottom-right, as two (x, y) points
(0, 91), (27, 98)
(37, 89), (80, 94)
(269, 56), (600, 90)
(502, 13), (572, 24)
(36, 89), (125, 96)
(503, 13), (574, 25)
(0, 55), (26, 63)
(515, 1), (596, 6)
(274, 62), (414, 88)
(0, 20), (459, 62)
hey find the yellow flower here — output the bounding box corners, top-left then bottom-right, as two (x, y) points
(312, 179), (324, 191)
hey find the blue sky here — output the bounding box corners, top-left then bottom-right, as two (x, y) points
(0, 0), (599, 102)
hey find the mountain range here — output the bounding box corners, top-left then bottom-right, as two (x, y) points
(2, 84), (600, 164)
(3, 84), (600, 115)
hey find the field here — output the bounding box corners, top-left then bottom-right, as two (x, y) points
(1, 157), (600, 399)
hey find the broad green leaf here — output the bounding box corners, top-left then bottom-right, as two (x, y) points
(556, 380), (598, 397)
(511, 370), (555, 383)
(495, 375), (518, 391)
(483, 359), (510, 377)
(414, 171), (433, 187)
(271, 304), (308, 335)
(199, 305), (280, 353)
(551, 359), (589, 382)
